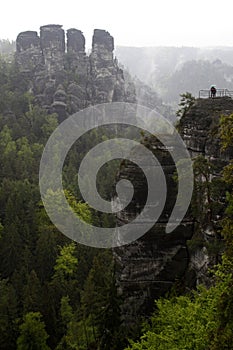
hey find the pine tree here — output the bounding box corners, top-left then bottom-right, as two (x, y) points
(0, 278), (18, 350)
(17, 312), (51, 350)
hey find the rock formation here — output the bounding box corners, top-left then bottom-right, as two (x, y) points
(15, 25), (136, 121)
(114, 135), (193, 327)
(179, 96), (233, 285)
(40, 25), (65, 75)
(114, 96), (233, 326)
(179, 97), (233, 159)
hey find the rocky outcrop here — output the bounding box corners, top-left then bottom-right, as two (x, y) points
(15, 25), (136, 121)
(114, 96), (233, 326)
(114, 135), (193, 326)
(40, 25), (65, 75)
(179, 96), (233, 285)
(90, 29), (125, 104)
(179, 96), (233, 159)
(16, 31), (43, 73)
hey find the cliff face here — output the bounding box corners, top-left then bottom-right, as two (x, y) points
(114, 136), (193, 326)
(179, 96), (233, 285)
(15, 25), (136, 121)
(179, 97), (233, 158)
(115, 96), (233, 326)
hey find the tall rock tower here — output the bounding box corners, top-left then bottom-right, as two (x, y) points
(40, 25), (65, 75)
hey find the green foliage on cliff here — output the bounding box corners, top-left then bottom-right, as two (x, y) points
(220, 113), (233, 150)
(176, 92), (195, 119)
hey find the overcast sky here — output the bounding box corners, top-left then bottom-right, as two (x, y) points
(1, 0), (233, 48)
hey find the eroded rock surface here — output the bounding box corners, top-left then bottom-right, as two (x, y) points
(179, 97), (233, 285)
(15, 25), (136, 121)
(114, 97), (233, 326)
(114, 135), (193, 326)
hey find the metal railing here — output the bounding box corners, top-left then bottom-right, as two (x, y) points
(199, 89), (233, 99)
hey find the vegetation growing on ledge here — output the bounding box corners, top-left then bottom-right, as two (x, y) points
(176, 92), (195, 119)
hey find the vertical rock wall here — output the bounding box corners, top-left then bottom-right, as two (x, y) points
(114, 97), (233, 327)
(114, 136), (193, 326)
(40, 25), (65, 75)
(179, 97), (233, 285)
(90, 29), (124, 103)
(16, 31), (43, 73)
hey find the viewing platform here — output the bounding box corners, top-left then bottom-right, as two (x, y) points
(199, 88), (233, 99)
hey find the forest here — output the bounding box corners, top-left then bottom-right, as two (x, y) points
(0, 44), (233, 350)
(0, 54), (124, 350)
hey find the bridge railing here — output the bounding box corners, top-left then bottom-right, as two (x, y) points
(199, 89), (233, 98)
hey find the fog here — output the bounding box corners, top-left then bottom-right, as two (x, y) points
(1, 0), (233, 47)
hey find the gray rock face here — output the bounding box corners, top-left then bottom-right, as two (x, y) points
(16, 31), (40, 52)
(90, 29), (125, 103)
(114, 136), (193, 326)
(66, 28), (88, 94)
(179, 97), (233, 159)
(16, 31), (43, 73)
(114, 96), (233, 326)
(40, 25), (65, 75)
(92, 29), (114, 52)
(67, 28), (85, 54)
(179, 96), (233, 285)
(15, 25), (135, 120)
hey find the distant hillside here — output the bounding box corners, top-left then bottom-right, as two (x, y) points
(116, 46), (233, 104)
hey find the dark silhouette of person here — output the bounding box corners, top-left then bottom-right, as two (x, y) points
(210, 86), (217, 98)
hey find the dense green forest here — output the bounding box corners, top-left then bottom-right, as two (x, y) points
(0, 55), (125, 350)
(1, 50), (233, 350)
